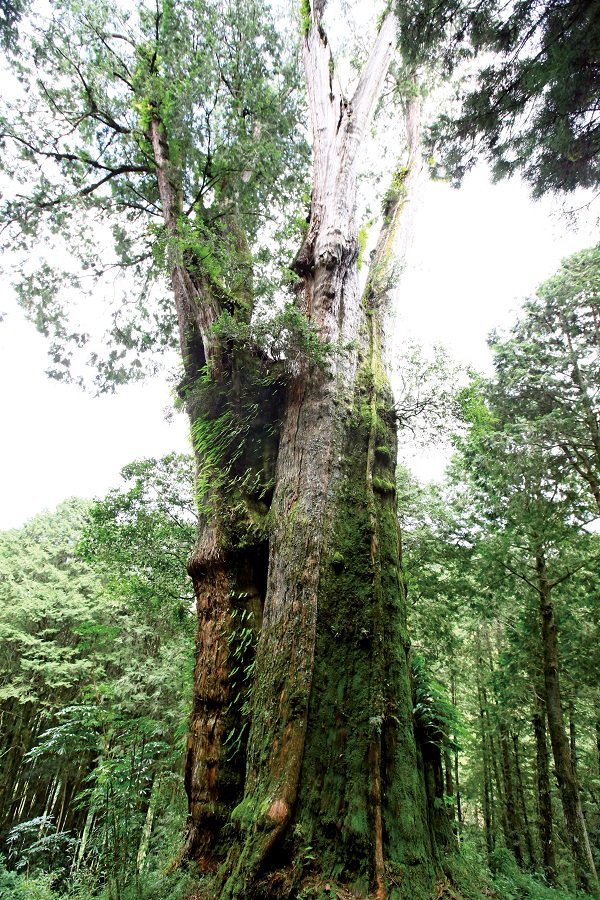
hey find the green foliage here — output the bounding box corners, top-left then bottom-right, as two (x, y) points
(212, 302), (333, 372)
(0, 457), (198, 896)
(299, 0), (311, 35)
(0, 499), (103, 707)
(0, 0), (309, 389)
(0, 0), (28, 51)
(396, 0), (600, 196)
(487, 244), (600, 513)
(490, 847), (585, 900)
(79, 453), (196, 627)
(395, 341), (463, 448)
(411, 655), (461, 752)
(224, 606), (256, 760)
(189, 366), (282, 519)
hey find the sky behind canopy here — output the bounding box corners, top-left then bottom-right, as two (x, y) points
(0, 164), (597, 529)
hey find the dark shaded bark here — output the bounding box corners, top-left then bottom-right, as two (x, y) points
(512, 731), (536, 868)
(499, 721), (523, 867)
(450, 676), (462, 832)
(488, 727), (511, 851)
(536, 552), (598, 891)
(476, 653), (493, 854)
(444, 751), (455, 823)
(533, 697), (557, 885)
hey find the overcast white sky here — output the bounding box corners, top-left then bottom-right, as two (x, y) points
(0, 164), (597, 530)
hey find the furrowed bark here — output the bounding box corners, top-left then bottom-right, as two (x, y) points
(149, 111), (278, 862)
(217, 10), (437, 898)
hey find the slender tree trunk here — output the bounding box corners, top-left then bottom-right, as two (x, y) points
(444, 751), (455, 823)
(569, 698), (578, 776)
(533, 697), (557, 885)
(489, 727), (512, 851)
(451, 676), (462, 832)
(499, 722), (523, 866)
(536, 552), (598, 892)
(476, 647), (493, 854)
(512, 731), (536, 867)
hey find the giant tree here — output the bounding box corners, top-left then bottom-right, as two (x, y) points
(0, 0), (447, 896)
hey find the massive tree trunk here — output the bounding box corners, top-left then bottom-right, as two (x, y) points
(166, 3), (443, 897)
(217, 10), (438, 898)
(535, 552), (598, 892)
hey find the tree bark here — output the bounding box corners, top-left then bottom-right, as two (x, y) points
(476, 644), (493, 854)
(147, 102), (282, 863)
(209, 9), (439, 898)
(536, 552), (598, 892)
(499, 722), (523, 867)
(532, 696), (557, 885)
(512, 731), (536, 868)
(451, 675), (462, 832)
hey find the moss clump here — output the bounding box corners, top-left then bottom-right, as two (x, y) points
(331, 551), (345, 572)
(357, 223), (369, 271)
(372, 476), (395, 495)
(375, 445), (392, 464)
(300, 0), (311, 34)
(381, 167), (409, 220)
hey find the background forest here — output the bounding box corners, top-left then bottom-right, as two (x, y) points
(1, 0), (600, 898)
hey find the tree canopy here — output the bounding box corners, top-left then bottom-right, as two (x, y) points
(0, 0), (308, 388)
(397, 0), (600, 196)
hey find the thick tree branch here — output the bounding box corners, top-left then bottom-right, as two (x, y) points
(351, 15), (397, 139)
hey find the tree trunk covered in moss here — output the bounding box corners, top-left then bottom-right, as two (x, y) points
(162, 2), (442, 895)
(536, 552), (598, 892)
(148, 105), (274, 863)
(216, 10), (438, 898)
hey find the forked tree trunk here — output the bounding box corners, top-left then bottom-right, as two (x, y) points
(212, 8), (437, 899)
(535, 552), (598, 892)
(156, 1), (442, 893)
